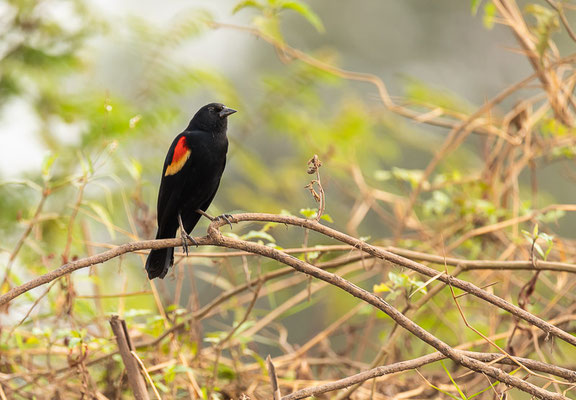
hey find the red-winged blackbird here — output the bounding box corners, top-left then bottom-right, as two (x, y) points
(145, 103), (237, 279)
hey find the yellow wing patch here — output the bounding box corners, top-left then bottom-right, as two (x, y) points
(165, 137), (191, 176)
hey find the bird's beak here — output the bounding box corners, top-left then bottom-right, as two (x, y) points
(219, 107), (237, 118)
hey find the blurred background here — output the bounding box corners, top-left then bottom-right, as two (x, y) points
(1, 0), (576, 398)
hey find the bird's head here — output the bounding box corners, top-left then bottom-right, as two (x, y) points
(189, 103), (237, 132)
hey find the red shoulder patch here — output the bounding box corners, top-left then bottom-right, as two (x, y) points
(172, 137), (189, 163)
(165, 137), (191, 176)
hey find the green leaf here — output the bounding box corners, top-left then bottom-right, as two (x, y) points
(299, 208), (317, 218)
(68, 337), (82, 349)
(423, 190), (450, 216)
(233, 0), (265, 14)
(388, 272), (409, 288)
(78, 151), (94, 176)
(411, 281), (428, 296)
(525, 4), (559, 57)
(537, 209), (565, 223)
(41, 153), (58, 182)
(373, 283), (391, 293)
(320, 213), (333, 223)
(483, 3), (497, 29)
(125, 158), (142, 181)
(242, 230), (276, 243)
(374, 170), (392, 181)
(533, 243), (545, 259)
(218, 363), (236, 380)
(278, 0), (325, 32)
(391, 167), (425, 189)
(254, 14), (283, 43)
(441, 361), (468, 399)
(471, 0), (481, 15)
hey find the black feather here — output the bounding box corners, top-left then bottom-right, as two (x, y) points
(145, 103), (236, 279)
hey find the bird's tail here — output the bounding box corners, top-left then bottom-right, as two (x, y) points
(145, 247), (174, 280)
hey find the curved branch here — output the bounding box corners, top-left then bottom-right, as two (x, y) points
(204, 216), (568, 399)
(282, 350), (576, 400)
(2, 213), (573, 399)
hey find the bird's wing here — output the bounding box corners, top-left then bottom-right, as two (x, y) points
(156, 132), (188, 228)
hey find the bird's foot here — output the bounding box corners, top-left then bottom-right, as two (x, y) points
(196, 209), (235, 230)
(214, 214), (234, 230)
(186, 232), (199, 248)
(178, 212), (198, 256)
(180, 229), (189, 256)
(180, 229), (198, 256)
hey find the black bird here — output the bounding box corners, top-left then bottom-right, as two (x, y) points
(145, 103), (237, 279)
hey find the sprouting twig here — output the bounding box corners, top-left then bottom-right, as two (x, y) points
(305, 154), (325, 221)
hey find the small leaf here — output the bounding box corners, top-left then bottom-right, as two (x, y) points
(125, 158), (142, 181)
(68, 337), (82, 349)
(278, 0), (325, 32)
(232, 0), (264, 14)
(253, 14), (283, 43)
(471, 0), (481, 15)
(388, 272), (409, 287)
(373, 283), (391, 293)
(539, 232), (554, 243)
(391, 167), (425, 189)
(533, 243), (545, 259)
(299, 208), (317, 218)
(483, 3), (497, 29)
(537, 209), (565, 223)
(242, 230), (276, 243)
(374, 170), (392, 181)
(320, 214), (333, 223)
(41, 153), (58, 181)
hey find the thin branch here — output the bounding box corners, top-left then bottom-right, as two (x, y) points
(281, 350), (576, 400)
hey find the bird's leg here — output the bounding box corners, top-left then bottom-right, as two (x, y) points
(178, 213), (198, 256)
(196, 209), (234, 230)
(196, 209), (214, 221)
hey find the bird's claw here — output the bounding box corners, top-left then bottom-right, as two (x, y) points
(180, 230), (189, 257)
(186, 233), (199, 248)
(180, 230), (198, 256)
(215, 214), (234, 230)
(195, 209), (234, 230)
